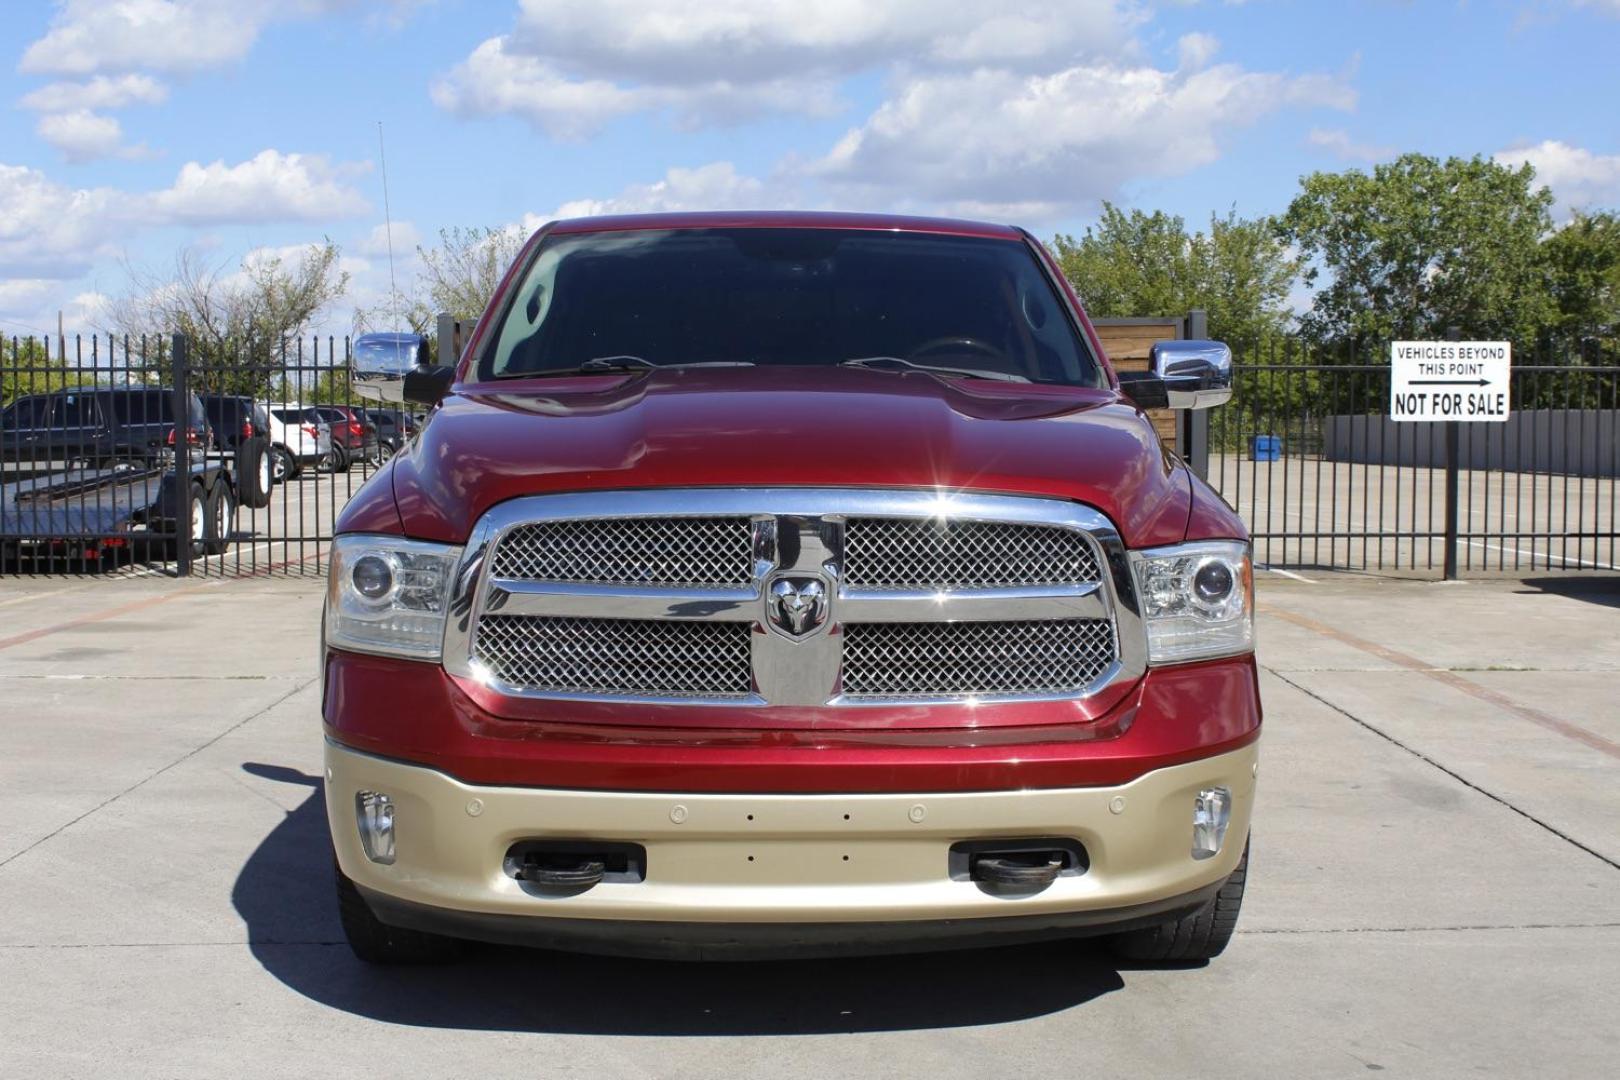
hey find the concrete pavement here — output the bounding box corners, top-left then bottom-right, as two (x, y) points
(0, 571), (1616, 1078)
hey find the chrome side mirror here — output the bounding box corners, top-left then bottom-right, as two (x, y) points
(351, 332), (430, 405)
(1150, 339), (1233, 410)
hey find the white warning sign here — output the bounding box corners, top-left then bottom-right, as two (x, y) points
(1390, 341), (1511, 422)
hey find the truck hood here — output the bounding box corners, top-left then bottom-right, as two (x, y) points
(377, 366), (1195, 548)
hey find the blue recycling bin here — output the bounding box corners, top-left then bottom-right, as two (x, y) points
(1250, 435), (1282, 461)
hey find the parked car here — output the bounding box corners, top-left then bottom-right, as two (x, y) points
(363, 408), (418, 454)
(305, 405), (380, 469)
(323, 212), (1254, 967)
(264, 405), (335, 482)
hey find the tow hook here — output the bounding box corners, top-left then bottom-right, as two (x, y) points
(515, 856), (606, 888)
(949, 838), (1086, 893)
(968, 852), (1066, 890)
(504, 840), (647, 891)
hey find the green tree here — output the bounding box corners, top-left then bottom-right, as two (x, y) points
(1051, 204), (1298, 347)
(106, 241), (350, 393)
(1, 337), (97, 406)
(1278, 154), (1556, 351)
(1540, 210), (1620, 361)
(418, 226), (525, 319)
(353, 225), (527, 362)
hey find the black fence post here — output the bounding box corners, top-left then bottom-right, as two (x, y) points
(1442, 327), (1461, 580)
(170, 333), (192, 577)
(1183, 308), (1211, 481)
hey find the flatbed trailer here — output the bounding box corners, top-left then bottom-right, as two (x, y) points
(1, 456), (240, 568)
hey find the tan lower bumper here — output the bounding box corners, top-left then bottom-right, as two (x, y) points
(327, 740), (1257, 925)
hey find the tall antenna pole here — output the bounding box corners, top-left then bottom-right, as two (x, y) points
(377, 121), (401, 332)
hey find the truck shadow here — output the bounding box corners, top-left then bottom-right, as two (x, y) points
(1515, 575), (1620, 610)
(234, 762), (1130, 1035)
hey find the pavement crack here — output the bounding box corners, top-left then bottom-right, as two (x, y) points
(0, 676), (319, 873)
(1263, 665), (1620, 874)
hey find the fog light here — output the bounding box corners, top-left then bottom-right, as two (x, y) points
(355, 791), (395, 864)
(1191, 787), (1231, 861)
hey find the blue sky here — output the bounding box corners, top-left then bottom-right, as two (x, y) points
(1, 0), (1617, 337)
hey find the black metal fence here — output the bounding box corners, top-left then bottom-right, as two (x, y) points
(3, 333), (1617, 579)
(0, 333), (391, 577)
(1206, 359), (1620, 575)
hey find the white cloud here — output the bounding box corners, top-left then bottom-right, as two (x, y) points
(434, 1), (1143, 135)
(356, 220), (423, 257)
(549, 162), (772, 219)
(141, 150), (371, 225)
(1307, 127), (1393, 163)
(812, 56), (1354, 220)
(22, 0), (273, 77)
(0, 278), (61, 316)
(1494, 140), (1620, 216)
(1176, 32), (1221, 71)
(15, 0), (393, 77)
(0, 150), (370, 281)
(17, 3), (426, 164)
(440, 5), (1353, 221)
(1573, 1), (1620, 15)
(20, 73), (169, 112)
(431, 38), (652, 140)
(36, 110), (154, 164)
(0, 163), (124, 279)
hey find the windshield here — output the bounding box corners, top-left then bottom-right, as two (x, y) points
(481, 228), (1100, 386)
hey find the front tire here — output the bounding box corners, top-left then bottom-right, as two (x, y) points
(335, 863), (460, 965)
(1108, 839), (1248, 963)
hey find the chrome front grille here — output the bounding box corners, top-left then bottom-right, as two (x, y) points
(489, 516), (754, 587)
(841, 619), (1117, 700)
(843, 518), (1102, 590)
(474, 615), (753, 698)
(447, 490), (1142, 707)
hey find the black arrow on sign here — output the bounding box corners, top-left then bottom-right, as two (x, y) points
(1409, 379), (1491, 386)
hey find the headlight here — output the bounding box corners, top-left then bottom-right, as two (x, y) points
(1130, 540), (1253, 663)
(326, 535), (461, 660)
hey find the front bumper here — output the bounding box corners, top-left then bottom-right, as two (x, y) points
(327, 739), (1257, 957)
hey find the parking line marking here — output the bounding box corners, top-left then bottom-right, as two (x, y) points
(1464, 540), (1619, 573)
(0, 586), (211, 652)
(1259, 564), (1316, 584)
(1259, 603), (1620, 762)
(0, 585), (90, 609)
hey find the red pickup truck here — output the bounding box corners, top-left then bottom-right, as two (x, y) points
(324, 212), (1258, 965)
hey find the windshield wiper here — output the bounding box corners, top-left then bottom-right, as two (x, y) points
(838, 356), (1029, 383)
(498, 356), (756, 379)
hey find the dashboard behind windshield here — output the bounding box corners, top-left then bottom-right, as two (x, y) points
(481, 228), (1101, 386)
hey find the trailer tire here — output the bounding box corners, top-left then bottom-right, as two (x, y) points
(203, 482), (234, 556)
(236, 437), (273, 508)
(166, 482), (208, 562)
